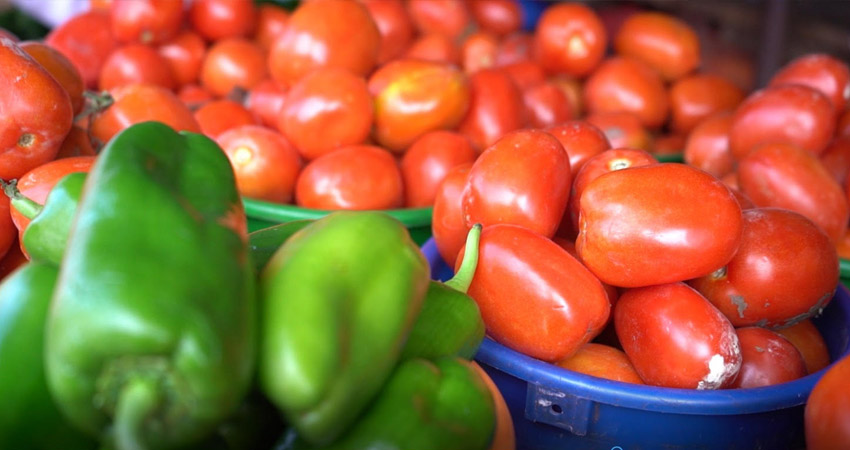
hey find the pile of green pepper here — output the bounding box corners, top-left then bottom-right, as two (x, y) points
(0, 121), (497, 450)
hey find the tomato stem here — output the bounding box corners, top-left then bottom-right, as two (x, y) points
(445, 224), (483, 294)
(0, 179), (43, 219)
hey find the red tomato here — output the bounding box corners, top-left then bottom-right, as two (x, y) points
(545, 120), (611, 178)
(403, 33), (461, 66)
(177, 83), (214, 110)
(268, 0), (379, 86)
(189, 0), (257, 41)
(683, 112), (735, 179)
(729, 84), (835, 158)
(45, 10), (118, 89)
(737, 142), (849, 243)
(533, 3), (607, 77)
(157, 30), (207, 87)
(279, 68), (373, 161)
(200, 38), (267, 98)
(775, 319), (830, 375)
(110, 0), (183, 45)
(820, 136), (850, 187)
(614, 12), (700, 81)
(194, 99), (258, 138)
(729, 327), (806, 389)
(295, 145), (403, 210)
(55, 125), (97, 159)
(0, 40), (74, 180)
(19, 41), (85, 115)
(689, 208), (839, 329)
(359, 0), (414, 65)
(522, 81), (573, 128)
(495, 31), (533, 66)
(838, 109), (850, 138)
(216, 125), (302, 204)
(837, 229), (850, 260)
(401, 131), (476, 208)
(553, 236), (620, 308)
(369, 59), (470, 152)
(0, 195), (14, 261)
(615, 282), (741, 389)
(469, 0), (522, 36)
(769, 53), (850, 113)
(805, 355), (850, 449)
(406, 0), (470, 40)
(701, 44), (756, 93)
(578, 163), (743, 288)
(652, 133), (686, 156)
(462, 129), (571, 238)
(458, 224), (610, 362)
(458, 68), (525, 152)
(0, 237), (26, 281)
(90, 83), (201, 145)
(253, 4), (289, 52)
(669, 74), (745, 135)
(549, 75), (585, 118)
(99, 43), (176, 91)
(583, 56), (670, 129)
(245, 79), (288, 129)
(500, 60), (547, 91)
(461, 31), (499, 74)
(432, 163), (472, 266)
(556, 343), (644, 384)
(585, 111), (652, 151)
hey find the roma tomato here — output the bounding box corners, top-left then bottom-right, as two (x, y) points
(458, 224), (610, 362)
(194, 99), (258, 138)
(268, 0), (379, 86)
(55, 125), (97, 159)
(545, 120), (611, 178)
(553, 237), (620, 309)
(838, 109), (850, 138)
(157, 30), (207, 87)
(496, 32), (533, 66)
(556, 343), (644, 384)
(533, 3), (607, 77)
(461, 31), (499, 74)
(500, 60), (547, 90)
(614, 12), (700, 81)
(805, 355), (850, 449)
(279, 68), (373, 160)
(669, 74), (745, 135)
(522, 81), (573, 128)
(110, 0), (183, 45)
(216, 125), (302, 204)
(432, 163), (472, 266)
(359, 0), (414, 65)
(458, 68), (525, 152)
(45, 10), (118, 89)
(462, 129), (571, 238)
(585, 111), (652, 151)
(469, 0), (522, 36)
(406, 0), (470, 40)
(200, 38), (267, 98)
(550, 75), (585, 118)
(245, 79), (288, 129)
(728, 327), (806, 389)
(728, 84), (835, 158)
(775, 319), (830, 375)
(400, 131), (476, 207)
(189, 0), (257, 41)
(820, 136), (850, 186)
(683, 112), (735, 179)
(295, 145), (403, 210)
(737, 142), (849, 243)
(615, 282), (741, 389)
(402, 33), (461, 66)
(369, 59), (470, 152)
(98, 43), (177, 92)
(652, 133), (686, 156)
(177, 83), (214, 110)
(577, 163), (743, 288)
(769, 53), (850, 113)
(583, 56), (669, 129)
(253, 3), (289, 52)
(19, 41), (85, 115)
(689, 208), (838, 329)
(0, 39), (74, 180)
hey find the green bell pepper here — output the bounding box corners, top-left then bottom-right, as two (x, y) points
(45, 121), (257, 450)
(0, 262), (97, 450)
(260, 211), (430, 446)
(248, 219), (313, 273)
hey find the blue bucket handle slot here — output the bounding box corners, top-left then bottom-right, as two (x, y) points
(526, 383), (594, 436)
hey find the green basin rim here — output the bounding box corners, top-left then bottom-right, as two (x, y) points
(242, 197), (433, 226)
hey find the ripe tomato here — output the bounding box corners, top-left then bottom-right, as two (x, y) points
(615, 282), (741, 389)
(556, 343), (644, 384)
(471, 362), (516, 450)
(728, 84), (835, 158)
(461, 31), (499, 74)
(194, 99), (258, 138)
(775, 319), (830, 375)
(522, 81), (573, 128)
(45, 10), (118, 89)
(652, 133), (686, 156)
(729, 327), (807, 389)
(279, 68), (373, 161)
(545, 120), (611, 178)
(585, 111), (652, 151)
(253, 3), (289, 52)
(578, 163), (743, 288)
(157, 30), (207, 88)
(689, 208), (839, 329)
(500, 60), (547, 90)
(583, 56), (669, 129)
(769, 53), (850, 113)
(177, 83), (214, 110)
(837, 229), (850, 260)
(669, 74), (745, 135)
(369, 59), (470, 152)
(432, 163), (472, 266)
(683, 112), (735, 179)
(19, 41), (85, 115)
(0, 39), (74, 180)
(403, 33), (461, 66)
(55, 125), (97, 159)
(401, 131), (476, 207)
(295, 145), (403, 210)
(458, 68), (525, 152)
(469, 0), (522, 37)
(359, 0), (414, 65)
(549, 75), (585, 118)
(245, 79), (288, 129)
(737, 142), (849, 243)
(110, 0), (183, 45)
(200, 38), (267, 98)
(189, 0), (257, 41)
(458, 224), (610, 362)
(820, 136), (850, 187)
(462, 129), (571, 238)
(553, 237), (620, 308)
(268, 0), (379, 86)
(90, 83), (201, 145)
(0, 237), (26, 281)
(406, 0), (470, 40)
(216, 125), (302, 204)
(98, 43), (177, 92)
(805, 355), (850, 449)
(614, 12), (700, 81)
(838, 109), (850, 138)
(0, 195), (14, 261)
(495, 31), (533, 66)
(533, 3), (607, 77)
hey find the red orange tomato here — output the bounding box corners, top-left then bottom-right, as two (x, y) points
(469, 0), (522, 37)
(157, 30), (207, 87)
(99, 43), (177, 92)
(651, 133), (686, 156)
(668, 73), (745, 135)
(500, 60), (547, 91)
(545, 120), (611, 178)
(189, 0), (258, 41)
(522, 81), (573, 128)
(45, 10), (118, 89)
(458, 68), (526, 152)
(55, 125), (98, 159)
(585, 111), (652, 151)
(461, 31), (500, 74)
(0, 196), (14, 262)
(683, 113), (735, 179)
(769, 53), (850, 113)
(19, 41), (85, 115)
(110, 0), (183, 45)
(533, 3), (607, 77)
(583, 56), (669, 129)
(400, 131), (476, 207)
(556, 343), (644, 384)
(253, 3), (289, 52)
(614, 12), (700, 81)
(359, 0), (414, 65)
(200, 38), (268, 98)
(549, 75), (585, 118)
(245, 79), (288, 129)
(194, 99), (258, 138)
(403, 33), (461, 66)
(820, 136), (850, 187)
(729, 327), (807, 389)
(775, 319), (830, 375)
(177, 83), (214, 110)
(432, 163), (472, 266)
(406, 0), (470, 40)
(805, 355), (850, 449)
(496, 32), (533, 66)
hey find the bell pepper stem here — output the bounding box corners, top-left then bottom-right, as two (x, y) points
(445, 224), (483, 294)
(0, 179), (43, 219)
(114, 378), (160, 450)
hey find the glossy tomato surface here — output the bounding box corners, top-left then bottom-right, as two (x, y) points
(432, 163), (472, 266)
(769, 53), (850, 112)
(775, 319), (830, 375)
(189, 0), (257, 41)
(729, 327), (807, 389)
(805, 355), (850, 449)
(194, 99), (258, 138)
(200, 38), (267, 97)
(555, 342), (644, 384)
(820, 136), (850, 186)
(583, 56), (669, 129)
(683, 112), (735, 179)
(585, 111), (652, 151)
(400, 131), (476, 207)
(545, 120), (611, 177)
(533, 3), (607, 77)
(45, 10), (117, 89)
(669, 74), (744, 135)
(157, 30), (206, 88)
(110, 0), (183, 44)
(20, 41), (85, 115)
(614, 12), (700, 81)
(458, 68), (525, 152)
(360, 0), (414, 64)
(469, 0), (522, 36)
(99, 43), (176, 91)
(522, 81), (573, 128)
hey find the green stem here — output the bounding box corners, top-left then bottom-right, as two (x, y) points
(0, 179), (42, 219)
(445, 224), (482, 294)
(113, 378), (160, 450)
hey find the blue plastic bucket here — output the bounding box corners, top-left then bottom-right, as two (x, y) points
(421, 238), (850, 450)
